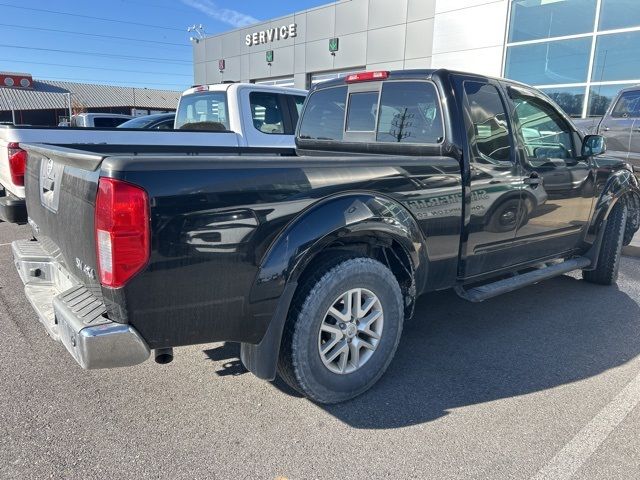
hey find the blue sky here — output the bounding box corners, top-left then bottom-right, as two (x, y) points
(0, 0), (327, 91)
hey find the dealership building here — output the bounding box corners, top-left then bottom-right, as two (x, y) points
(193, 0), (640, 118)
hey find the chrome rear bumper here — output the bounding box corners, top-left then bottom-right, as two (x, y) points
(12, 239), (150, 369)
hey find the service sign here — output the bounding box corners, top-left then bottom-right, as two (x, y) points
(246, 23), (297, 46)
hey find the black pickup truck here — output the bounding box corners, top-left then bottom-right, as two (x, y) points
(13, 69), (640, 403)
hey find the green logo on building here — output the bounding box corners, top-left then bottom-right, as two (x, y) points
(329, 38), (339, 53)
(266, 50), (274, 63)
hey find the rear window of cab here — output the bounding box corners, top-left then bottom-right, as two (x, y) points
(298, 81), (444, 144)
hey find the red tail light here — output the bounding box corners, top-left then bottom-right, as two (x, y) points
(7, 142), (27, 186)
(95, 177), (150, 288)
(345, 71), (389, 83)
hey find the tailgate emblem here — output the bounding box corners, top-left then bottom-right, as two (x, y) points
(39, 156), (63, 213)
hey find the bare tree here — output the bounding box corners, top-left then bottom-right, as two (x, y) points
(71, 97), (87, 115)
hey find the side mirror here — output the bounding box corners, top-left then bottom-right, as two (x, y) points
(582, 134), (607, 157)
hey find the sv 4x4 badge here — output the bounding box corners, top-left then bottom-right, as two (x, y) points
(75, 257), (96, 280)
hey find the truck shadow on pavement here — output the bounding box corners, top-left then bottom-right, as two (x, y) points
(317, 273), (640, 429)
(203, 343), (247, 377)
(203, 343), (309, 395)
(205, 271), (640, 429)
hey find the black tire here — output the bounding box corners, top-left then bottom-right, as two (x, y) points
(583, 201), (628, 285)
(624, 225), (635, 246)
(277, 257), (404, 404)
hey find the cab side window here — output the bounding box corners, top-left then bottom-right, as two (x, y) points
(509, 91), (576, 164)
(611, 91), (640, 118)
(250, 92), (284, 134)
(463, 82), (512, 165)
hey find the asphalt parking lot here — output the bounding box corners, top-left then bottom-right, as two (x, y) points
(2, 221), (640, 480)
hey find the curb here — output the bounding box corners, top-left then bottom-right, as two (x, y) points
(623, 244), (640, 258)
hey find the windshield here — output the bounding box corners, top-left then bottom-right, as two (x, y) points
(175, 91), (229, 131)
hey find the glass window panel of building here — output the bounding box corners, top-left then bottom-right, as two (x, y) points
(504, 38), (591, 86)
(508, 0), (597, 42)
(505, 0), (640, 118)
(599, 0), (640, 31)
(592, 31), (640, 82)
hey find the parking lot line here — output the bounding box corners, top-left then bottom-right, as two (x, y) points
(531, 371), (640, 480)
(0, 243), (12, 247)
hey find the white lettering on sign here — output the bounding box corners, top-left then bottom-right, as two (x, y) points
(245, 23), (297, 46)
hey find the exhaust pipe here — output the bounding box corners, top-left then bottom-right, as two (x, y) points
(154, 348), (174, 364)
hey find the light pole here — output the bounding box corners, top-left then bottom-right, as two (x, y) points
(187, 24), (206, 43)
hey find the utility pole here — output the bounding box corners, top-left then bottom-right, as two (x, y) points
(66, 92), (72, 122)
(8, 97), (16, 125)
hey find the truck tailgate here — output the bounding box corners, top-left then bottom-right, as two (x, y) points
(24, 145), (103, 292)
(14, 144), (150, 368)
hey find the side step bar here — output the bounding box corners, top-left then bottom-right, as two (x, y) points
(455, 257), (592, 303)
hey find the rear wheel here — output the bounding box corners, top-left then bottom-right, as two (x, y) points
(583, 201), (628, 285)
(277, 257), (404, 404)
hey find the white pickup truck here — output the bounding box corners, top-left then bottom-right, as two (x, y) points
(0, 83), (306, 223)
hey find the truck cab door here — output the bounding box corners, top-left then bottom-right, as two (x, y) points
(600, 89), (640, 160)
(506, 85), (594, 259)
(456, 78), (525, 277)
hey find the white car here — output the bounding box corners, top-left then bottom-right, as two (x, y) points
(70, 113), (133, 128)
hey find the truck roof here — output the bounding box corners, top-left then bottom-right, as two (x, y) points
(181, 82), (307, 97)
(310, 68), (532, 92)
(613, 84), (640, 95)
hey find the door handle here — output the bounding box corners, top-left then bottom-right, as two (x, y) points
(523, 173), (542, 187)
